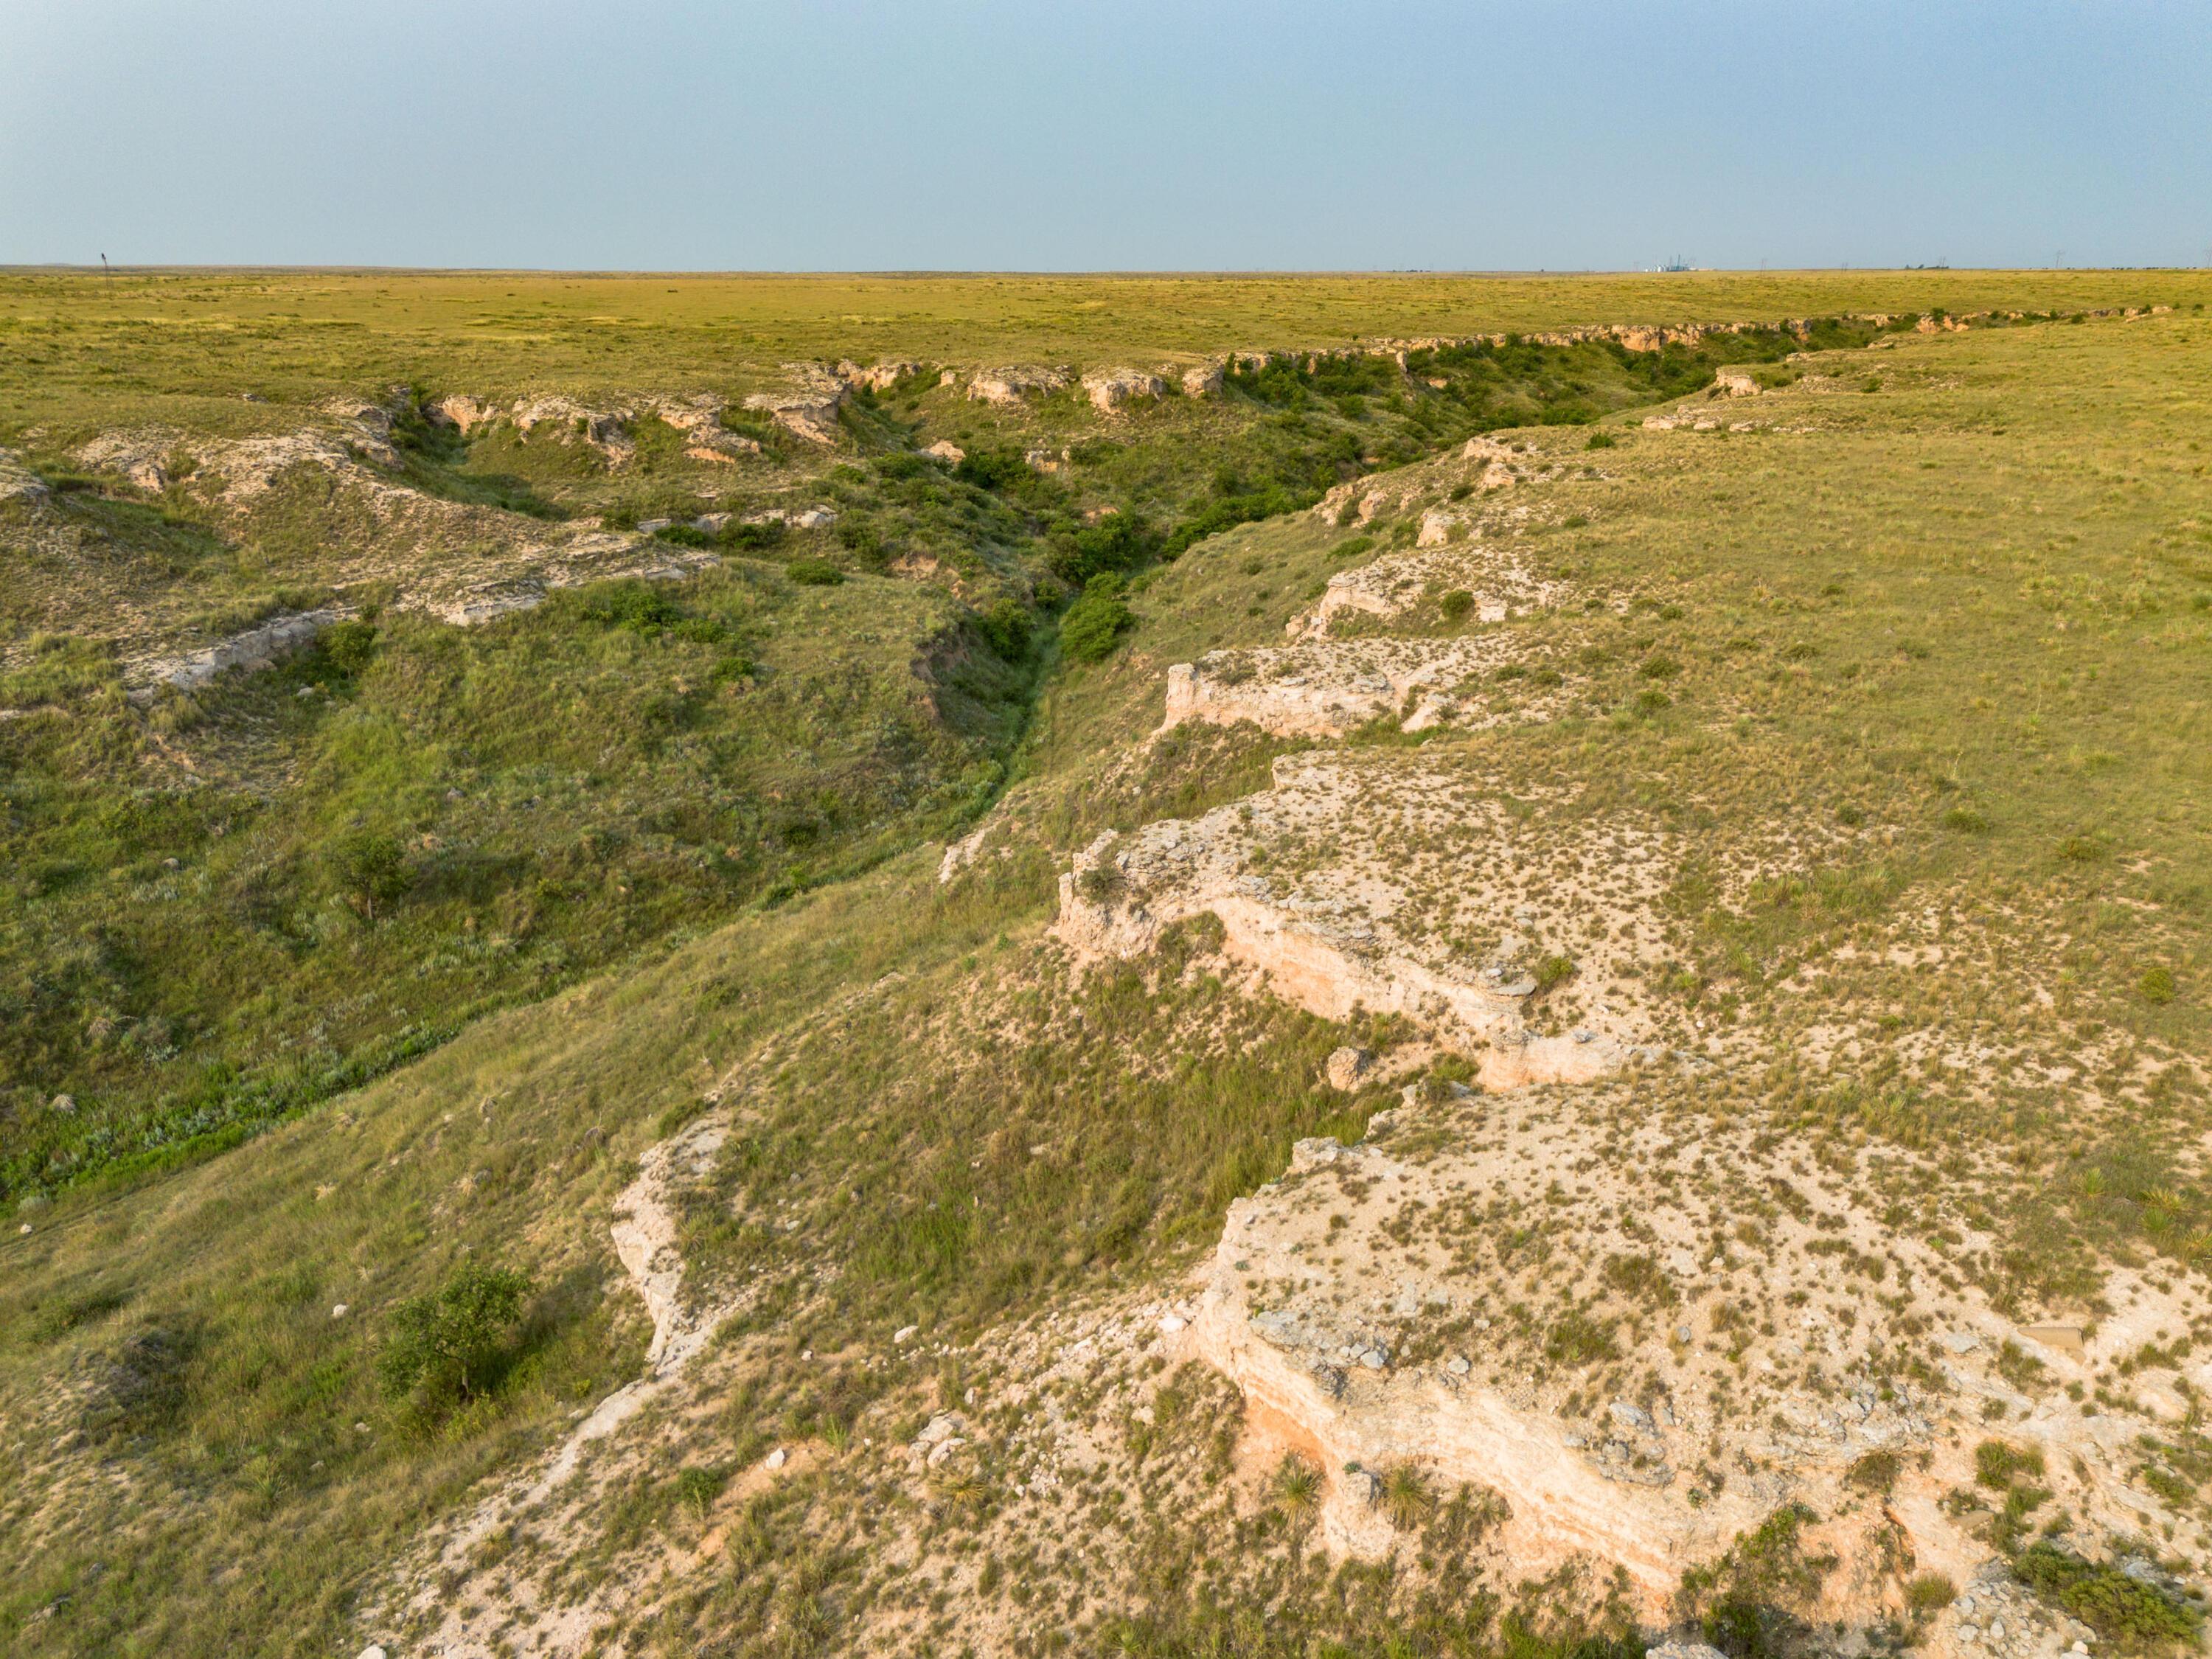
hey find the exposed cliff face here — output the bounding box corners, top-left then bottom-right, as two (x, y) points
(966, 365), (1072, 406)
(1290, 543), (1566, 638)
(1080, 368), (1168, 414)
(66, 418), (714, 662)
(1052, 748), (1695, 1084)
(1042, 360), (2212, 1643)
(1160, 633), (1569, 739)
(742, 366), (849, 444)
(1180, 1088), (2200, 1641)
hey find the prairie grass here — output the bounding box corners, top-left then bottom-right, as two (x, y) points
(2, 287), (2210, 1655)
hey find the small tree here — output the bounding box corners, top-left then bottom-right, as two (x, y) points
(1060, 574), (1133, 664)
(378, 1262), (532, 1422)
(329, 827), (411, 920)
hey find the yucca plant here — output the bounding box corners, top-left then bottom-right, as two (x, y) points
(1271, 1452), (1323, 1518)
(1380, 1462), (1434, 1530)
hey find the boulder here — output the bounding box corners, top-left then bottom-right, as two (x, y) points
(1080, 369), (1168, 415)
(743, 369), (847, 445)
(1181, 362), (1225, 397)
(966, 366), (1071, 406)
(922, 439), (966, 465)
(1324, 1046), (1375, 1091)
(837, 359), (920, 393)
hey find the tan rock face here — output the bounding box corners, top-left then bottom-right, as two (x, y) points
(742, 366), (849, 445)
(505, 395), (638, 463)
(1053, 748), (1677, 1078)
(1161, 633), (1551, 739)
(1080, 368), (1168, 414)
(1324, 1045), (1374, 1091)
(133, 608), (344, 698)
(428, 392), (495, 434)
(1294, 543), (1565, 639)
(837, 358), (921, 392)
(1185, 1085), (2204, 1627)
(966, 366), (1072, 406)
(1182, 361), (1226, 397)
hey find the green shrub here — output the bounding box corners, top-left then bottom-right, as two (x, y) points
(1534, 953), (1576, 991)
(1543, 1310), (1618, 1365)
(376, 1262), (533, 1424)
(1048, 512), (1153, 585)
(327, 828), (411, 921)
(1600, 1251), (1676, 1306)
(1639, 653), (1682, 680)
(1846, 1449), (1901, 1495)
(320, 619), (380, 674)
(675, 1464), (730, 1517)
(1944, 806), (1991, 833)
(1974, 1439), (2045, 1489)
(787, 559), (845, 587)
(1675, 1503), (1834, 1659)
(653, 523), (711, 548)
(2140, 967), (2177, 1005)
(1439, 589), (1475, 623)
(720, 518), (787, 552)
(953, 448), (1036, 493)
(2012, 1543), (2202, 1649)
(1905, 1571), (1955, 1613)
(1586, 430), (1618, 449)
(975, 597), (1033, 661)
(1060, 575), (1133, 664)
(1076, 860), (1126, 905)
(581, 579), (684, 632)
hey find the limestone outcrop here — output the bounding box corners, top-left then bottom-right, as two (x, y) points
(838, 358), (922, 392)
(1290, 543), (1565, 639)
(511, 395), (635, 463)
(966, 366), (1072, 406)
(131, 608), (344, 698)
(1181, 361), (1226, 397)
(1181, 1083), (2205, 1635)
(743, 366), (849, 445)
(0, 449), (51, 504)
(1052, 748), (1676, 1084)
(1080, 368), (1168, 414)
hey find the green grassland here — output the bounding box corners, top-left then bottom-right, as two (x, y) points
(1, 274), (2064, 1205)
(1, 278), (2210, 1655)
(8, 267), (2212, 414)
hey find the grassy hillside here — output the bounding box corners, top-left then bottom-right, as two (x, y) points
(1, 284), (2210, 1658)
(0, 281), (2040, 1203)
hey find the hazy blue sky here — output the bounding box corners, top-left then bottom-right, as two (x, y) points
(4, 0), (2206, 271)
